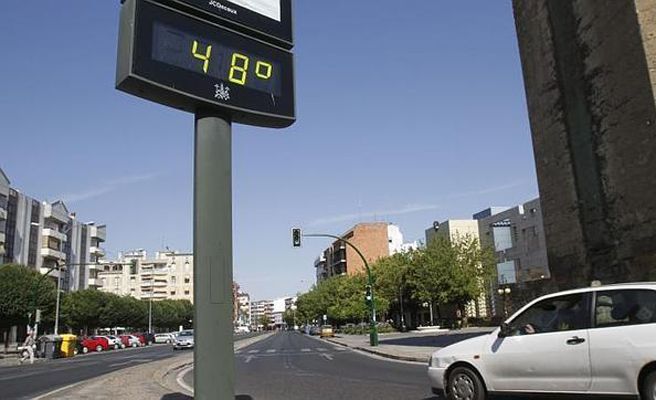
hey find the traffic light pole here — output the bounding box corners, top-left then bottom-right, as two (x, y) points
(194, 112), (235, 399)
(302, 233), (379, 346)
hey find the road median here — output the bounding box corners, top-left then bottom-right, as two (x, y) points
(36, 332), (274, 400)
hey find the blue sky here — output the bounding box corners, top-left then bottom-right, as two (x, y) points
(1, 1), (538, 300)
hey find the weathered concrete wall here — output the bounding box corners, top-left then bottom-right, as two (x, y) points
(513, 0), (656, 289)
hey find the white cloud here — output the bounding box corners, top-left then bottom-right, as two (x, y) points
(307, 180), (528, 227)
(57, 173), (158, 203)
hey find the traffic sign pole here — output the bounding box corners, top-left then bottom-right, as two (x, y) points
(193, 112), (235, 399)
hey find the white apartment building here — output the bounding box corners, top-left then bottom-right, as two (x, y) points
(0, 167), (107, 291)
(251, 300), (273, 330)
(98, 250), (194, 303)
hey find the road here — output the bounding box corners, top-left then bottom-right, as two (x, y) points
(185, 332), (438, 400)
(1, 333), (262, 400)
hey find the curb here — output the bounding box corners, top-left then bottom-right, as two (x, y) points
(322, 337), (429, 363)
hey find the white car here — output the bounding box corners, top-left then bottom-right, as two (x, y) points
(154, 333), (174, 344)
(428, 283), (656, 400)
(173, 330), (194, 350)
(97, 335), (122, 350)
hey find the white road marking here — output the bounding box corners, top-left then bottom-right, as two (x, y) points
(301, 348), (311, 352)
(316, 347), (328, 352)
(266, 349), (276, 353)
(244, 355), (255, 363)
(248, 349), (259, 354)
(319, 353), (334, 361)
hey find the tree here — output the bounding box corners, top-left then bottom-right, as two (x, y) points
(257, 314), (270, 330)
(61, 289), (111, 334)
(0, 264), (56, 352)
(411, 235), (495, 326)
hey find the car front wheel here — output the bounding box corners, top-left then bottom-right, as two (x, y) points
(642, 370), (656, 400)
(447, 366), (486, 400)
(96, 345), (103, 352)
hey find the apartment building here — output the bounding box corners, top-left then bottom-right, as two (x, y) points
(315, 223), (408, 283)
(476, 199), (550, 285)
(98, 249), (194, 302)
(0, 167), (107, 291)
(251, 300), (273, 330)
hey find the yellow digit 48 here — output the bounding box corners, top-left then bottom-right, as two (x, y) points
(229, 53), (250, 85)
(191, 40), (212, 73)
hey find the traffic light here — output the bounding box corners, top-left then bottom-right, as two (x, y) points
(292, 228), (302, 247)
(365, 285), (372, 303)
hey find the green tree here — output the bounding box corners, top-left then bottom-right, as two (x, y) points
(411, 235), (495, 326)
(0, 264), (56, 351)
(257, 314), (270, 330)
(61, 289), (111, 334)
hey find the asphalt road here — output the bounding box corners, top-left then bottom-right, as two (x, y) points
(185, 332), (438, 400)
(0, 343), (176, 400)
(1, 333), (262, 400)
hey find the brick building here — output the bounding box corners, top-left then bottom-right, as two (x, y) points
(513, 0), (656, 289)
(315, 223), (405, 282)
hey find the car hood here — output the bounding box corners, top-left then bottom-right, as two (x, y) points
(433, 331), (494, 358)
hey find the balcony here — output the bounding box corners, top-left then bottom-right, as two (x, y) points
(88, 278), (101, 287)
(43, 204), (69, 224)
(39, 266), (62, 279)
(40, 248), (66, 261)
(90, 246), (106, 257)
(89, 225), (107, 242)
(0, 208), (6, 220)
(42, 228), (67, 242)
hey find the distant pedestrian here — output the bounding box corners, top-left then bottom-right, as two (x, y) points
(20, 331), (35, 365)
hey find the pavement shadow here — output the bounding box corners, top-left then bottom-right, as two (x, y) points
(160, 394), (253, 400)
(381, 332), (490, 348)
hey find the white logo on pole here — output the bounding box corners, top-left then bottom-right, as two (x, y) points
(214, 83), (231, 101)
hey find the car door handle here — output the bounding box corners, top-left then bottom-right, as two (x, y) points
(566, 336), (586, 345)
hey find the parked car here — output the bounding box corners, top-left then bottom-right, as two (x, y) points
(97, 335), (122, 350)
(319, 325), (334, 338)
(173, 330), (194, 350)
(120, 335), (141, 348)
(79, 336), (110, 354)
(309, 326), (321, 336)
(427, 283), (656, 400)
(154, 333), (174, 344)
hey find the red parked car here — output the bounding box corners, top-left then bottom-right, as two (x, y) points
(79, 336), (110, 353)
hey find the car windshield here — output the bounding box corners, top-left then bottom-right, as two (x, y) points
(179, 331), (193, 337)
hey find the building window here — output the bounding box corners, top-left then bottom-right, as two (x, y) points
(184, 290), (190, 295)
(171, 276), (177, 285)
(171, 290), (176, 295)
(184, 276), (190, 284)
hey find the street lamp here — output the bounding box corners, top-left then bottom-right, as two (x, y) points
(497, 286), (512, 318)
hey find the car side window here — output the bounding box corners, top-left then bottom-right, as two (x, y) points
(509, 293), (590, 336)
(595, 290), (656, 328)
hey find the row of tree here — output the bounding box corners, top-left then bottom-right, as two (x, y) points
(295, 236), (495, 327)
(0, 264), (193, 339)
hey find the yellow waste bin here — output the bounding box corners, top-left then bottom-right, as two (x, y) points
(59, 334), (77, 358)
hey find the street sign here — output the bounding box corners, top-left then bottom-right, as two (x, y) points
(117, 0), (295, 128)
(167, 0), (293, 48)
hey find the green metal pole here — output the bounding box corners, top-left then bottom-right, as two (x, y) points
(303, 234), (379, 346)
(194, 112), (235, 399)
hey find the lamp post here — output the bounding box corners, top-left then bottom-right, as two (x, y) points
(497, 286), (512, 318)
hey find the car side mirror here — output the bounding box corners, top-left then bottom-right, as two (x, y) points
(498, 322), (511, 338)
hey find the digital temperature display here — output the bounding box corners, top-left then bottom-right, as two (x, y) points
(152, 22), (282, 96)
(116, 0), (295, 128)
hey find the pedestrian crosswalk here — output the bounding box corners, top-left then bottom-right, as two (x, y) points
(235, 346), (347, 356)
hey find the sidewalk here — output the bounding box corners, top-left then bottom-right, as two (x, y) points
(323, 327), (496, 363)
(36, 333), (274, 400)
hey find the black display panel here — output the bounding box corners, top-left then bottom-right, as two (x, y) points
(116, 0), (295, 128)
(169, 0), (293, 48)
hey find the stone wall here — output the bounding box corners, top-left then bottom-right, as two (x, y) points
(513, 0), (656, 289)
